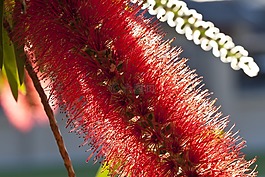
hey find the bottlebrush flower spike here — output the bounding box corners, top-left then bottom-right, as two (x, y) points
(13, 0), (257, 176)
(132, 0), (260, 77)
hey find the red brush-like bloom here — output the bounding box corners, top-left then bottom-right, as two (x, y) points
(13, 0), (257, 176)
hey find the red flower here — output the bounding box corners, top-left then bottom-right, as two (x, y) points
(13, 0), (257, 176)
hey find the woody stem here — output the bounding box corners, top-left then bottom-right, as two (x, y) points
(3, 11), (75, 177)
(25, 60), (76, 177)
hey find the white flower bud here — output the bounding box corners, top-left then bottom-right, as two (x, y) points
(131, 0), (260, 77)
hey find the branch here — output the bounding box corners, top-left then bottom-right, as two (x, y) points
(25, 61), (76, 177)
(2, 9), (75, 176)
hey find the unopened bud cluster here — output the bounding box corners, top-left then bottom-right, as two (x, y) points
(132, 0), (260, 77)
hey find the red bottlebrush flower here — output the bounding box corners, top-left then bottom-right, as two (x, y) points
(13, 0), (257, 176)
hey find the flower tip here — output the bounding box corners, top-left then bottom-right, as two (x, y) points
(238, 57), (260, 77)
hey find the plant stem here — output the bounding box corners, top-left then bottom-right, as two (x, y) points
(2, 5), (75, 176)
(25, 61), (76, 177)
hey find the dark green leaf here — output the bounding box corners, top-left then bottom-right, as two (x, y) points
(2, 28), (20, 101)
(0, 0), (4, 69)
(14, 44), (25, 85)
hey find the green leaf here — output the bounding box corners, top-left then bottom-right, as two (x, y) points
(14, 44), (25, 85)
(0, 0), (4, 69)
(95, 164), (110, 177)
(2, 28), (20, 101)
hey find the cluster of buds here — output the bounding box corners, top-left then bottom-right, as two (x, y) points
(132, 0), (260, 77)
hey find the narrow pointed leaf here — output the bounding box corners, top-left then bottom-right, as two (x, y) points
(2, 28), (20, 101)
(14, 45), (25, 85)
(0, 0), (4, 69)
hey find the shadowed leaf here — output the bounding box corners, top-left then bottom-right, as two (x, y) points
(14, 44), (25, 85)
(0, 0), (4, 69)
(2, 28), (20, 101)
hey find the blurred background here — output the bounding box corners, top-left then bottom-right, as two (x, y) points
(0, 0), (264, 176)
